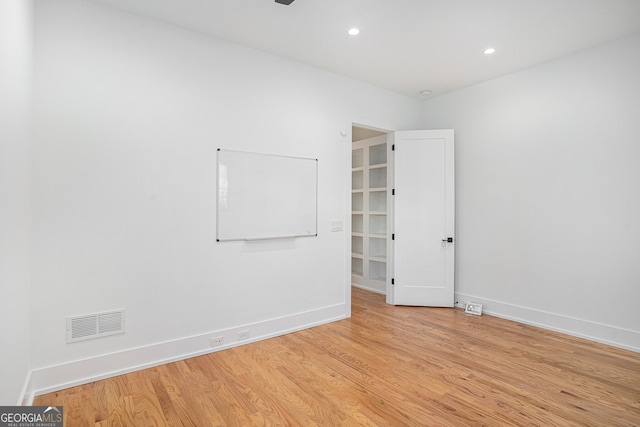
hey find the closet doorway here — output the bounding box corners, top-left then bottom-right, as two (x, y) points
(351, 125), (390, 295)
(350, 126), (456, 307)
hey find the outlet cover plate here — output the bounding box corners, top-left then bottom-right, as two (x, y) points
(210, 336), (224, 347)
(464, 302), (483, 316)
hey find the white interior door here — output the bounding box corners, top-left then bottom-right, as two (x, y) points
(389, 130), (454, 307)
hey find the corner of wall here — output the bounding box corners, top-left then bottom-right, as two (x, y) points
(0, 0), (33, 406)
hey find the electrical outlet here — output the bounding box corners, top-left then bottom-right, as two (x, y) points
(464, 302), (483, 316)
(210, 336), (224, 347)
(331, 220), (343, 232)
(237, 330), (250, 341)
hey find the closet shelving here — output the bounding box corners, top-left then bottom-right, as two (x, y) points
(351, 135), (389, 291)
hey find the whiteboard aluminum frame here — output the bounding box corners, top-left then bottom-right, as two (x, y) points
(216, 149), (318, 242)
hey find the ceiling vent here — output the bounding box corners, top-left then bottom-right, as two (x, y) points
(67, 309), (125, 343)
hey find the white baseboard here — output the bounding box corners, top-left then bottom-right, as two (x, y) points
(352, 283), (386, 295)
(26, 303), (348, 399)
(18, 371), (32, 406)
(455, 292), (640, 353)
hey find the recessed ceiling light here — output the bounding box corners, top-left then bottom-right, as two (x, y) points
(483, 47), (496, 55)
(348, 28), (360, 36)
(419, 89), (432, 96)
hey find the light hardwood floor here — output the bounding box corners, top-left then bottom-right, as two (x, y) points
(35, 287), (640, 426)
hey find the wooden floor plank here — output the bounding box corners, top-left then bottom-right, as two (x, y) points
(34, 287), (640, 426)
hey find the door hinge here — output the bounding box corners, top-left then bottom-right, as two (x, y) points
(392, 188), (395, 196)
(392, 144), (395, 151)
(391, 278), (395, 285)
(392, 233), (395, 240)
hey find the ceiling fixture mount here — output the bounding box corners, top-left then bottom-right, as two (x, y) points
(483, 47), (496, 55)
(275, 0), (295, 5)
(348, 28), (360, 36)
(419, 89), (432, 96)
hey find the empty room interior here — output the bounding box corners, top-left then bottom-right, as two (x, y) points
(2, 0), (640, 425)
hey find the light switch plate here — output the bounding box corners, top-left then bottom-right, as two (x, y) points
(331, 220), (343, 231)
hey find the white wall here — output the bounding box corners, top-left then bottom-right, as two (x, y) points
(0, 0), (33, 405)
(421, 34), (640, 350)
(26, 0), (638, 400)
(29, 0), (421, 394)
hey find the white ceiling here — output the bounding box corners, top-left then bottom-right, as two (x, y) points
(89, 0), (640, 99)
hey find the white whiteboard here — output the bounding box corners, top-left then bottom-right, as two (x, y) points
(216, 149), (318, 241)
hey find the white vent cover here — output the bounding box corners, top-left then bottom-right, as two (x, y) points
(67, 309), (125, 343)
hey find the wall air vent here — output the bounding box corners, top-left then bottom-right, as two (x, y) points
(66, 309), (125, 343)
